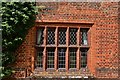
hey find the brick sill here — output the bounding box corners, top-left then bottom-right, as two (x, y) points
(46, 68), (55, 72)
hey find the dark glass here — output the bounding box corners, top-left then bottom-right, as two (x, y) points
(47, 28), (55, 45)
(69, 28), (77, 45)
(47, 48), (55, 68)
(80, 48), (88, 68)
(69, 48), (77, 68)
(58, 48), (66, 68)
(36, 48), (44, 68)
(58, 28), (67, 45)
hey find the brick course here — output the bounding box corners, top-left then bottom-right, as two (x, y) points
(12, 2), (120, 79)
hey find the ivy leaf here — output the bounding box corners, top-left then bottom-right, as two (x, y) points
(1, 2), (38, 78)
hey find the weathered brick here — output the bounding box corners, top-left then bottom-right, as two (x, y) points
(12, 2), (120, 79)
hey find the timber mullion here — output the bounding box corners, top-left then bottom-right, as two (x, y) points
(55, 48), (58, 70)
(44, 26), (47, 45)
(43, 47), (46, 71)
(66, 27), (69, 46)
(55, 27), (58, 70)
(43, 26), (47, 71)
(66, 27), (69, 71)
(77, 48), (80, 70)
(77, 27), (80, 46)
(55, 27), (58, 46)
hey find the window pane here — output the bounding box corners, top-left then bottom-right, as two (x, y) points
(81, 29), (88, 45)
(37, 28), (44, 45)
(47, 28), (55, 45)
(37, 48), (44, 68)
(47, 48), (55, 68)
(80, 49), (88, 68)
(58, 48), (66, 68)
(58, 28), (67, 45)
(69, 28), (77, 45)
(69, 48), (77, 68)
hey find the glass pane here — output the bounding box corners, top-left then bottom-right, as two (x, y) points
(81, 29), (88, 45)
(58, 48), (66, 68)
(69, 28), (77, 45)
(58, 28), (67, 45)
(80, 49), (88, 68)
(37, 28), (44, 45)
(47, 48), (55, 68)
(47, 28), (55, 45)
(37, 48), (44, 68)
(69, 48), (77, 68)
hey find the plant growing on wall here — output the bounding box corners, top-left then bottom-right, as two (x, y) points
(1, 2), (37, 78)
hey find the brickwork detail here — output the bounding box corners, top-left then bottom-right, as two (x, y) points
(13, 2), (120, 79)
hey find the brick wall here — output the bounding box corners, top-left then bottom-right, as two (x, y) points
(118, 1), (120, 79)
(13, 2), (120, 78)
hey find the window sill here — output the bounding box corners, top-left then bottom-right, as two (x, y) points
(58, 68), (66, 72)
(46, 68), (55, 72)
(34, 67), (43, 72)
(69, 68), (77, 72)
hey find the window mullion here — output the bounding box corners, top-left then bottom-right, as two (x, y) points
(77, 28), (80, 70)
(55, 27), (58, 46)
(77, 27), (80, 46)
(43, 27), (47, 70)
(44, 27), (47, 45)
(55, 48), (58, 70)
(66, 48), (69, 71)
(77, 48), (80, 70)
(55, 27), (58, 70)
(66, 27), (69, 71)
(67, 27), (69, 46)
(43, 47), (46, 71)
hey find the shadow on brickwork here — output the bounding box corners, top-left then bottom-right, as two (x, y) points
(1, 77), (120, 80)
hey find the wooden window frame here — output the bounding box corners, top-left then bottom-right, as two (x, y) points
(35, 22), (92, 72)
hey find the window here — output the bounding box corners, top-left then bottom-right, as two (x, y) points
(37, 28), (44, 45)
(36, 25), (90, 71)
(81, 28), (89, 46)
(47, 28), (55, 45)
(58, 48), (66, 68)
(69, 28), (77, 45)
(69, 48), (77, 68)
(36, 48), (44, 68)
(47, 48), (55, 68)
(58, 28), (67, 45)
(80, 48), (88, 68)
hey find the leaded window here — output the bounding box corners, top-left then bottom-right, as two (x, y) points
(36, 48), (44, 68)
(58, 28), (67, 45)
(81, 29), (88, 45)
(47, 48), (55, 68)
(80, 48), (88, 68)
(47, 28), (55, 45)
(36, 25), (90, 71)
(37, 28), (44, 45)
(58, 48), (66, 68)
(69, 28), (77, 45)
(69, 48), (77, 68)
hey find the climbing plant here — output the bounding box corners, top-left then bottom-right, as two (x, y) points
(1, 2), (37, 78)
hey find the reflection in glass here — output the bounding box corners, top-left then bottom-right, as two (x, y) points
(37, 29), (44, 45)
(81, 29), (88, 45)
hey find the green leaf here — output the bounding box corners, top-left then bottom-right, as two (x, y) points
(1, 2), (38, 78)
